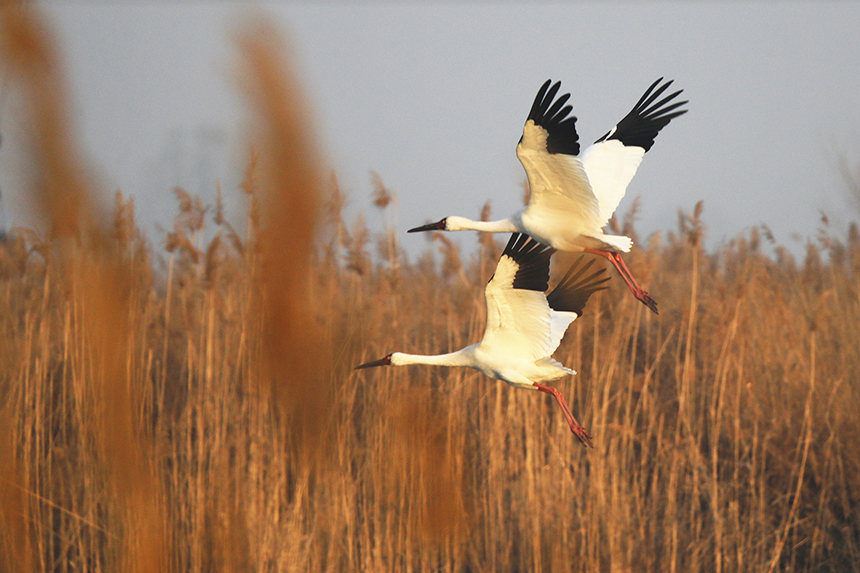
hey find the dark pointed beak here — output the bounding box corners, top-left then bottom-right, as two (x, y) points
(407, 219), (445, 233)
(354, 355), (392, 370)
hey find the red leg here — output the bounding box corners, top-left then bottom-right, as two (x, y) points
(534, 382), (593, 448)
(584, 249), (658, 314)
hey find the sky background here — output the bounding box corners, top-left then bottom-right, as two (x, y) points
(2, 2), (860, 260)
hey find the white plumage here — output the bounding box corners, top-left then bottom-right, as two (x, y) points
(355, 233), (608, 447)
(409, 78), (687, 314)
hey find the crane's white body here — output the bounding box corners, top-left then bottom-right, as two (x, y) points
(356, 234), (607, 446)
(386, 346), (573, 391)
(515, 124), (635, 252)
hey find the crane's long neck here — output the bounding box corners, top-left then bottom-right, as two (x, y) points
(447, 216), (518, 233)
(392, 347), (475, 368)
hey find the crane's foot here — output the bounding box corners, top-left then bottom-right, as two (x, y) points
(637, 290), (659, 315)
(570, 423), (594, 448)
(534, 382), (594, 448)
(584, 249), (658, 316)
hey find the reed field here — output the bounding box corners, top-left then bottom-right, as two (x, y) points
(1, 7), (859, 573)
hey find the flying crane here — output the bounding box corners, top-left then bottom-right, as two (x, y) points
(355, 233), (609, 447)
(408, 78), (687, 314)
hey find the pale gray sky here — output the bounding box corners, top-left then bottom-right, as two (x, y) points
(2, 3), (860, 259)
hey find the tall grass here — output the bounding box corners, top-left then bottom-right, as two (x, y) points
(1, 7), (859, 572)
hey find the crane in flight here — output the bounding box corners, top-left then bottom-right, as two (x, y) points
(355, 233), (609, 447)
(408, 78), (687, 314)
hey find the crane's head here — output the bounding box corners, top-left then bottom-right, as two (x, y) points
(354, 353), (394, 370)
(407, 216), (475, 233)
(407, 218), (447, 233)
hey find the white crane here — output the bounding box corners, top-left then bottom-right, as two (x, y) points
(355, 233), (609, 447)
(408, 78), (687, 314)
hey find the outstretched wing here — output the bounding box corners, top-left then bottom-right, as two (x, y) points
(544, 256), (610, 352)
(482, 234), (556, 361)
(516, 80), (602, 233)
(582, 78), (688, 227)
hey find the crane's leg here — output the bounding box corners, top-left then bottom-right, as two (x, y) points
(584, 249), (658, 315)
(534, 383), (593, 448)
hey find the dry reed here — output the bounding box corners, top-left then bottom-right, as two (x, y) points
(0, 7), (859, 573)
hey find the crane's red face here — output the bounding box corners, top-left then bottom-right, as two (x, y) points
(354, 353), (393, 370)
(407, 218), (447, 233)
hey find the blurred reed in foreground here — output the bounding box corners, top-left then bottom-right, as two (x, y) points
(1, 6), (859, 573)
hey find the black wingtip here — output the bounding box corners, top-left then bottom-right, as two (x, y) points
(525, 80), (580, 156)
(499, 233), (555, 292)
(595, 78), (688, 152)
(546, 256), (610, 315)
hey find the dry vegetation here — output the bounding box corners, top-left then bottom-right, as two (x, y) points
(1, 7), (860, 573)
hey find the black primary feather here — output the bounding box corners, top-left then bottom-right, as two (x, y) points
(546, 256), (610, 316)
(594, 78), (688, 152)
(498, 233), (555, 293)
(524, 79), (580, 156)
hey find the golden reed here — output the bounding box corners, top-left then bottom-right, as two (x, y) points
(0, 6), (858, 572)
